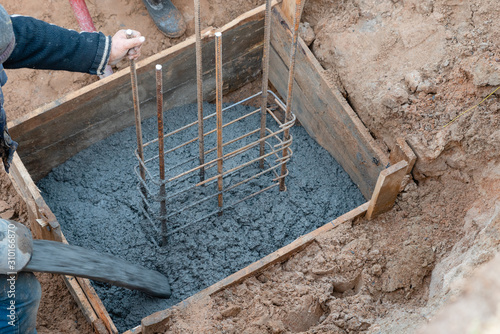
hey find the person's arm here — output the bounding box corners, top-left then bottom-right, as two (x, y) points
(4, 16), (145, 75)
(5, 15), (111, 75)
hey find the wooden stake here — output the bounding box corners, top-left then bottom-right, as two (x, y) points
(366, 160), (408, 219)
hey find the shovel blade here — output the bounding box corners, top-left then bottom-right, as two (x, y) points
(24, 240), (171, 298)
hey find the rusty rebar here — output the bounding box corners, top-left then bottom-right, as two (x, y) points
(127, 29), (146, 183)
(279, 0), (304, 192)
(215, 32), (224, 214)
(156, 64), (167, 245)
(133, 89), (295, 237)
(259, 0), (272, 169)
(194, 0), (205, 182)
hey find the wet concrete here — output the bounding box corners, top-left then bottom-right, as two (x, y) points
(37, 102), (365, 331)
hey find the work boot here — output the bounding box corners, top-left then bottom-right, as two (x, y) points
(142, 0), (186, 38)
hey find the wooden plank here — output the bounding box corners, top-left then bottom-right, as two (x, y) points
(61, 233), (118, 333)
(389, 137), (417, 173)
(281, 0), (298, 25)
(140, 201), (369, 333)
(76, 277), (119, 334)
(268, 7), (389, 199)
(62, 276), (108, 334)
(207, 201), (369, 295)
(141, 309), (174, 334)
(9, 155), (116, 333)
(8, 153), (62, 241)
(366, 160), (409, 219)
(7, 2), (280, 182)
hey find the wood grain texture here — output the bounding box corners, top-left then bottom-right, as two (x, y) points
(62, 276), (108, 334)
(8, 156), (116, 333)
(366, 160), (409, 219)
(389, 137), (417, 173)
(76, 277), (118, 334)
(268, 7), (389, 199)
(281, 0), (297, 25)
(8, 153), (62, 241)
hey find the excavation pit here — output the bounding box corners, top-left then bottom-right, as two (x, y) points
(6, 4), (405, 333)
(37, 100), (366, 331)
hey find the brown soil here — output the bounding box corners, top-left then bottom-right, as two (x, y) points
(1, 0), (499, 333)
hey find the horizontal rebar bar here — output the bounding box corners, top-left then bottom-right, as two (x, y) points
(136, 140), (294, 207)
(135, 110), (295, 187)
(165, 182), (280, 237)
(142, 90), (283, 149)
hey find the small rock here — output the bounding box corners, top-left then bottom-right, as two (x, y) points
(0, 201), (9, 213)
(416, 0), (434, 14)
(405, 71), (422, 93)
(272, 297), (284, 306)
(382, 84), (409, 109)
(299, 22), (315, 47)
(382, 95), (399, 109)
(473, 60), (500, 86)
(257, 274), (268, 283)
(0, 210), (15, 220)
(371, 264), (383, 276)
(417, 80), (437, 94)
(220, 306), (242, 318)
(267, 320), (285, 334)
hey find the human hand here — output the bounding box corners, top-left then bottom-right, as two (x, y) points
(108, 30), (146, 66)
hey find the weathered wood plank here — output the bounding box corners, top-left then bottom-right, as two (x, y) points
(389, 137), (417, 173)
(8, 4), (274, 182)
(281, 0), (297, 25)
(366, 160), (408, 219)
(8, 156), (116, 333)
(140, 201), (369, 333)
(269, 6), (389, 199)
(8, 153), (62, 241)
(77, 277), (118, 334)
(62, 276), (108, 334)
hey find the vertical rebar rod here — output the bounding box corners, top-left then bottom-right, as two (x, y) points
(215, 32), (224, 214)
(259, 0), (272, 169)
(279, 0), (303, 192)
(127, 29), (146, 183)
(194, 0), (205, 182)
(156, 64), (167, 246)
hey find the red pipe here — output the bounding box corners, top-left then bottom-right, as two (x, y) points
(68, 0), (113, 77)
(68, 0), (97, 32)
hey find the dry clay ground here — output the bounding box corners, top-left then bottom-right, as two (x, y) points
(0, 0), (499, 333)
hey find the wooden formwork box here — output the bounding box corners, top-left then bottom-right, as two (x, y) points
(6, 1), (416, 333)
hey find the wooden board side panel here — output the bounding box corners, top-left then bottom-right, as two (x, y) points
(389, 137), (417, 173)
(77, 277), (119, 334)
(62, 276), (105, 333)
(8, 153), (62, 241)
(8, 156), (116, 333)
(366, 160), (408, 219)
(269, 7), (388, 199)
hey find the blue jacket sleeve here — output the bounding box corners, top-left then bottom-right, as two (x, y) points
(3, 15), (111, 76)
